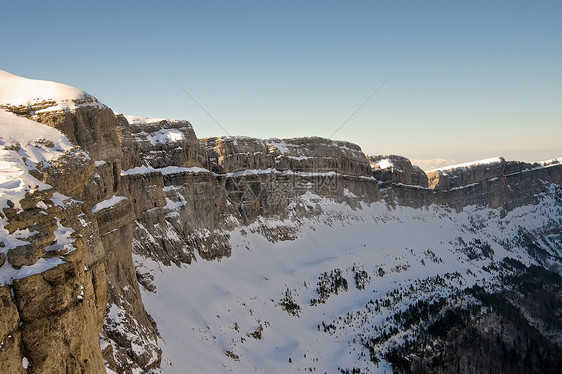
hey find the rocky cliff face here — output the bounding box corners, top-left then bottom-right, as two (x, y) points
(115, 131), (380, 266)
(0, 111), (107, 373)
(0, 70), (560, 374)
(203, 136), (372, 176)
(381, 157), (562, 211)
(1, 70), (160, 373)
(370, 155), (429, 187)
(117, 117), (233, 264)
(121, 116), (209, 170)
(37, 108), (163, 374)
(0, 191), (107, 374)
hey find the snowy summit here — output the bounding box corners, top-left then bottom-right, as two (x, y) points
(0, 69), (105, 113)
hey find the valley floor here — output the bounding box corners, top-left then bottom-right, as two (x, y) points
(134, 190), (562, 373)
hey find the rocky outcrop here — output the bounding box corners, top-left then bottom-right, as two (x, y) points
(369, 155), (428, 187)
(426, 157), (507, 190)
(382, 158), (562, 211)
(198, 136), (379, 227)
(123, 116), (209, 170)
(203, 136), (372, 177)
(34, 106), (122, 162)
(119, 129), (378, 266)
(93, 197), (161, 373)
(1, 71), (161, 373)
(202, 136), (273, 173)
(12, 259), (105, 374)
(0, 172), (106, 373)
(271, 137), (372, 177)
(117, 118), (234, 264)
(119, 166), (232, 264)
(2, 93), (124, 208)
(29, 107), (162, 373)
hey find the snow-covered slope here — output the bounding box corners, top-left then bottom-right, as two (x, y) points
(0, 110), (75, 171)
(0, 69), (105, 114)
(137, 186), (562, 373)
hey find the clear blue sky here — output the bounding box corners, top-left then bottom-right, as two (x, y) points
(2, 0), (561, 165)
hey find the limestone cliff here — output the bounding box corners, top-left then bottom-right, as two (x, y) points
(119, 132), (381, 264)
(202, 136), (372, 176)
(1, 70), (160, 373)
(0, 110), (107, 373)
(118, 117), (232, 264)
(381, 157), (562, 211)
(121, 116), (209, 170)
(115, 129), (380, 266)
(369, 155), (428, 187)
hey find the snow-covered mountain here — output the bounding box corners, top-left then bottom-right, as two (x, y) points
(0, 70), (561, 374)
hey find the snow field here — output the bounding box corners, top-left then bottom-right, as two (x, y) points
(136, 191), (560, 373)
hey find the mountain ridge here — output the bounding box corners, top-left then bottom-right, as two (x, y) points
(0, 70), (560, 373)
